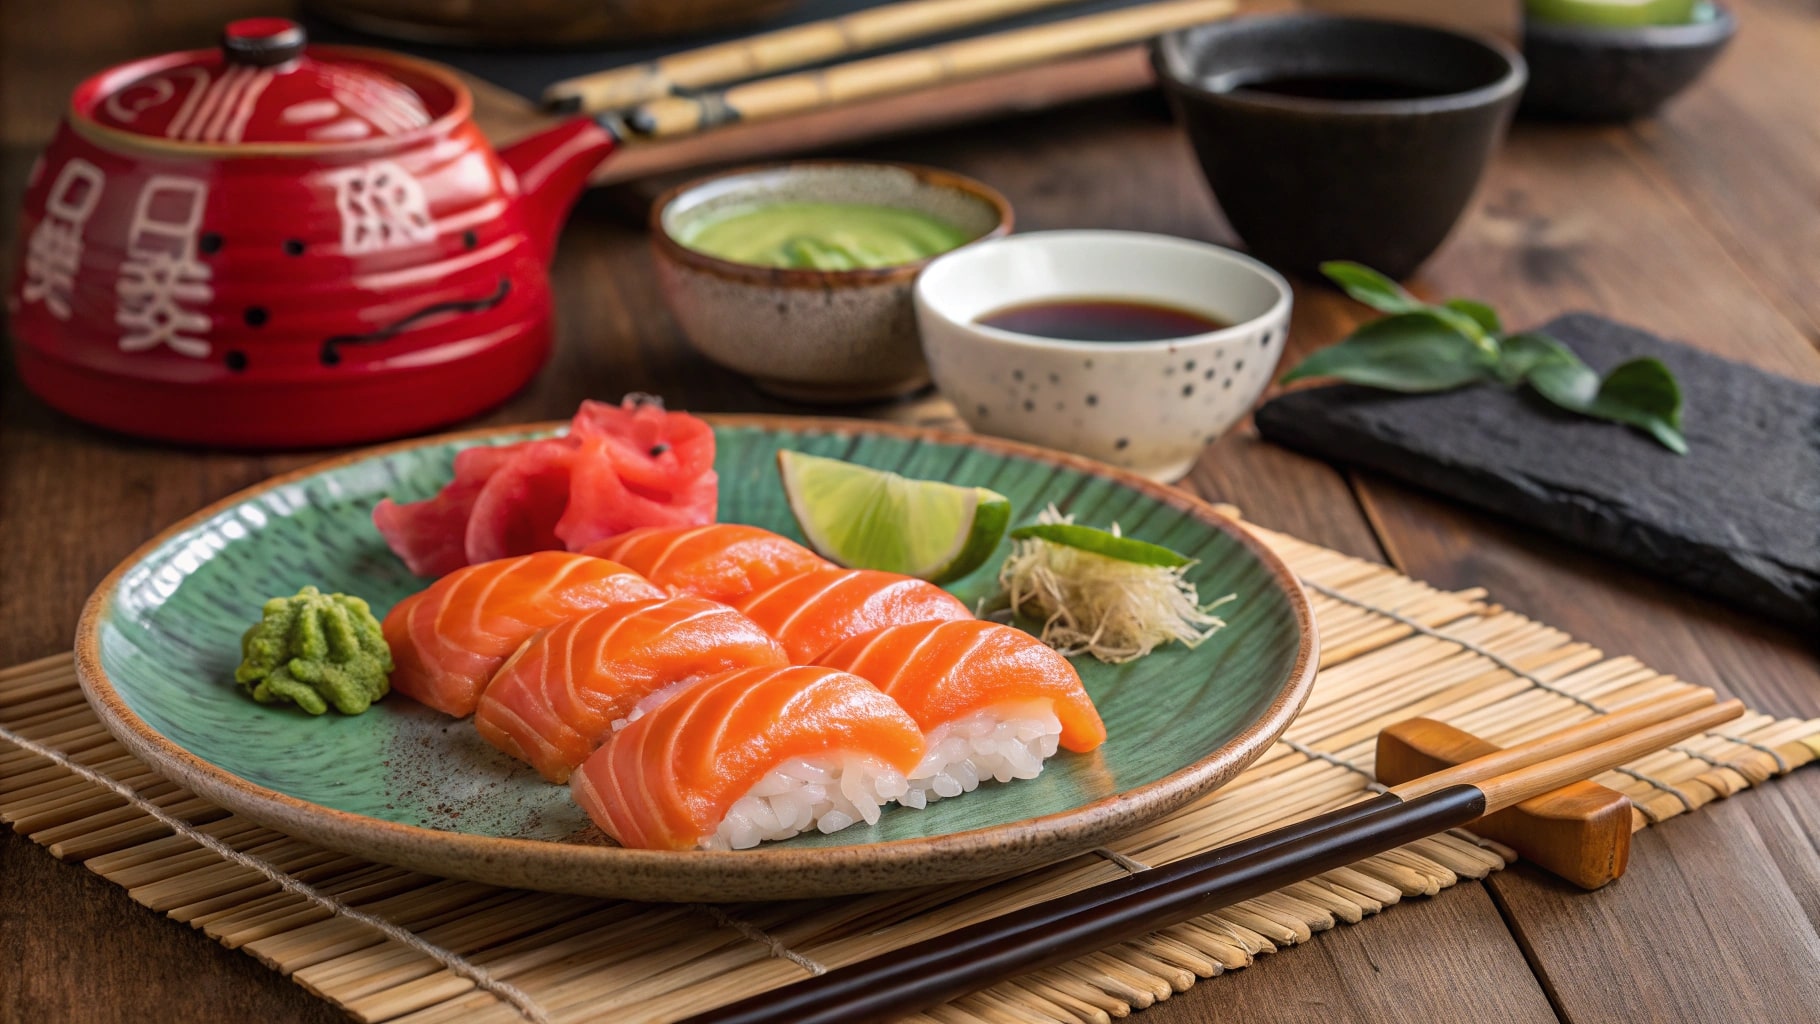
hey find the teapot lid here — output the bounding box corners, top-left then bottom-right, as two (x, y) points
(80, 18), (461, 147)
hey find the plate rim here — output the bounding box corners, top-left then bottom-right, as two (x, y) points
(74, 414), (1319, 901)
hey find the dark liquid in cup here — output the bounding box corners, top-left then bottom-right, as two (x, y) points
(1233, 74), (1439, 101)
(977, 298), (1229, 342)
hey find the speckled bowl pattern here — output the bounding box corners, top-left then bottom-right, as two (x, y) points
(652, 162), (1013, 403)
(75, 416), (1317, 902)
(916, 231), (1292, 482)
(1521, 4), (1735, 121)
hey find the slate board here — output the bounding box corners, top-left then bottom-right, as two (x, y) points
(1255, 313), (1820, 630)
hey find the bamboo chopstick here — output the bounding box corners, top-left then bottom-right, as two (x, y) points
(1462, 701), (1741, 812)
(1388, 687), (1717, 801)
(543, 0), (1090, 113)
(683, 699), (1743, 1024)
(626, 0), (1236, 138)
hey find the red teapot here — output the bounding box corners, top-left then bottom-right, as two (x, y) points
(6, 18), (616, 448)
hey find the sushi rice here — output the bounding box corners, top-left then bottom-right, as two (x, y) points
(706, 700), (1065, 847)
(901, 701), (1063, 809)
(597, 678), (1069, 850)
(606, 677), (914, 850)
(706, 755), (910, 850)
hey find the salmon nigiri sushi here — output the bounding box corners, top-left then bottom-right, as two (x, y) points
(571, 665), (925, 851)
(382, 551), (662, 717)
(818, 620), (1106, 808)
(474, 596), (788, 783)
(582, 524), (830, 605)
(734, 568), (972, 663)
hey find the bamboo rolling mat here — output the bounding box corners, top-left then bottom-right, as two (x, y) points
(3, 519), (1816, 1024)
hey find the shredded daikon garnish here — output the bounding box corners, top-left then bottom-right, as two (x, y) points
(997, 506), (1234, 663)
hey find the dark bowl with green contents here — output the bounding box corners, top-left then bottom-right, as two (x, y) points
(652, 161), (1013, 404)
(1521, 0), (1735, 121)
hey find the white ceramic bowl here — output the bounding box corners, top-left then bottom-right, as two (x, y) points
(914, 231), (1292, 480)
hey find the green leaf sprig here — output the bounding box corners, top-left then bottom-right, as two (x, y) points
(1282, 263), (1687, 453)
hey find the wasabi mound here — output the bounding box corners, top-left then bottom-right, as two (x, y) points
(236, 586), (393, 715)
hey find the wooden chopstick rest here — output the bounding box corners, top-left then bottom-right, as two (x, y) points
(1377, 718), (1632, 890)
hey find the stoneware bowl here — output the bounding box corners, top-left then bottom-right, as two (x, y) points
(1152, 15), (1527, 280)
(1520, 4), (1735, 121)
(652, 161), (1012, 403)
(915, 230), (1292, 482)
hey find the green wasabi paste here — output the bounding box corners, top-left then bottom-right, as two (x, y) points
(235, 587), (393, 715)
(677, 202), (972, 271)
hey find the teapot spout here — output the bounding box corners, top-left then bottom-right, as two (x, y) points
(500, 117), (616, 263)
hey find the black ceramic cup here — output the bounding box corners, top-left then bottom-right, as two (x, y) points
(1521, 3), (1735, 122)
(1153, 16), (1527, 280)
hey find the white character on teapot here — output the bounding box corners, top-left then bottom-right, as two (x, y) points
(20, 159), (104, 321)
(116, 175), (214, 359)
(327, 159), (434, 254)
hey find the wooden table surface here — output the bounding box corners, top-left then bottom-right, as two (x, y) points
(3, 2), (1817, 1022)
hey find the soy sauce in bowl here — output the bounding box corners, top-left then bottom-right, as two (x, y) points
(1230, 73), (1441, 101)
(977, 298), (1229, 342)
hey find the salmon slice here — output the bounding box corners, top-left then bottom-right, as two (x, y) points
(582, 524), (830, 604)
(570, 665), (925, 851)
(474, 596), (788, 783)
(819, 620), (1105, 806)
(382, 551), (662, 717)
(734, 568), (972, 662)
(818, 620), (1106, 753)
(381, 591), (430, 690)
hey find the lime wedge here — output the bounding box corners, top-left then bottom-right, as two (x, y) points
(777, 451), (1012, 584)
(1008, 524), (1192, 568)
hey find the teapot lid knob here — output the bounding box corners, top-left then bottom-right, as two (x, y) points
(221, 17), (306, 68)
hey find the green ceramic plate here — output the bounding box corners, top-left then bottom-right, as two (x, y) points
(77, 416), (1316, 901)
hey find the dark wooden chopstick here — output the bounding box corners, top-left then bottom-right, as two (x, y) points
(679, 697), (1741, 1024)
